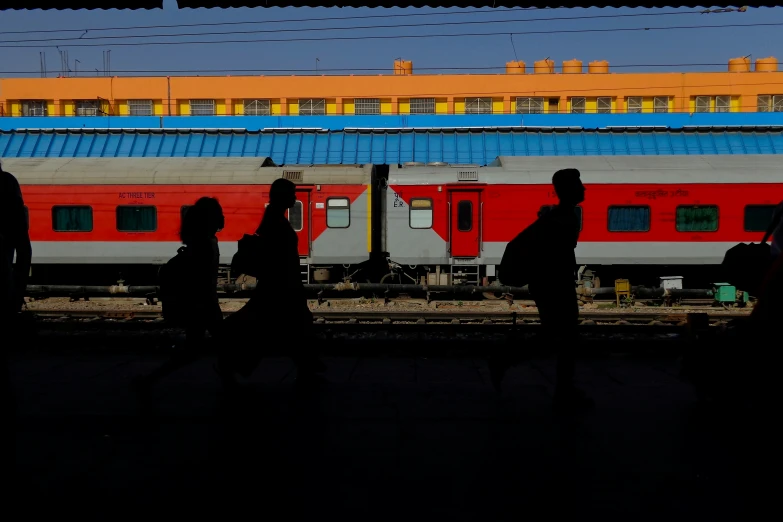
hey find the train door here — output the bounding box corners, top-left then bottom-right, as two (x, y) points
(288, 188), (311, 257)
(448, 189), (482, 258)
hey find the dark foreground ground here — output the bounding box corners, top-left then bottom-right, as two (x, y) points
(6, 334), (772, 519)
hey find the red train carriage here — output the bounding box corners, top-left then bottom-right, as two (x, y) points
(4, 157), (373, 285)
(383, 155), (783, 288)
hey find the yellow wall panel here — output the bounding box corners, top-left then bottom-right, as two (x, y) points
(234, 101), (245, 115)
(64, 101), (74, 116)
(585, 98), (597, 113)
(10, 102), (20, 116)
(178, 100), (190, 116)
(289, 101), (299, 115)
(730, 95), (740, 112)
(216, 99), (226, 115)
(271, 101), (281, 115)
(380, 100), (392, 115)
(154, 101), (164, 116)
(454, 100), (465, 114)
(117, 101), (129, 116)
(343, 100), (355, 115)
(435, 99), (448, 114)
(326, 100), (337, 115)
(399, 100), (410, 114)
(47, 101), (57, 116)
(492, 100), (504, 114)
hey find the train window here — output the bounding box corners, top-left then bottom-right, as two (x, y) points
(326, 198), (350, 228)
(607, 206), (650, 232)
(457, 200), (473, 232)
(287, 201), (303, 232)
(116, 205), (157, 232)
(744, 205), (778, 232)
(52, 205), (93, 232)
(539, 205), (583, 231)
(676, 206), (719, 232)
(409, 198), (433, 229)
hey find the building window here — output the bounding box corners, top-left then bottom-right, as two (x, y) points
(244, 99), (271, 116)
(570, 97), (586, 114)
(75, 100), (101, 116)
(52, 206), (93, 232)
(715, 95), (731, 113)
(128, 100), (153, 116)
(21, 100), (47, 117)
(596, 97), (612, 114)
(116, 205), (157, 232)
(299, 99), (325, 116)
(627, 97), (643, 113)
(516, 97), (544, 114)
(744, 205), (779, 232)
(457, 200), (473, 232)
(608, 206), (650, 232)
(189, 100), (215, 116)
(287, 201), (303, 231)
(465, 97), (493, 115)
(757, 95), (783, 112)
(409, 98), (435, 115)
(676, 205), (719, 232)
(654, 96), (669, 113)
(695, 95), (732, 113)
(540, 205), (583, 231)
(410, 198), (433, 229)
(326, 198), (350, 228)
(354, 98), (380, 115)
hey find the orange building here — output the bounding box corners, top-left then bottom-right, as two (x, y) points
(1, 57), (782, 117)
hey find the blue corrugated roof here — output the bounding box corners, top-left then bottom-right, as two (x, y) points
(1, 128), (782, 166)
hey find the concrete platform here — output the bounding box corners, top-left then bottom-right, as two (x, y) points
(6, 346), (770, 519)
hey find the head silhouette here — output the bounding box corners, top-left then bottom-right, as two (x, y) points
(269, 178), (297, 210)
(552, 168), (585, 206)
(179, 196), (224, 245)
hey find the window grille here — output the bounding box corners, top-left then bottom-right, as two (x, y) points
(244, 99), (271, 116)
(516, 97), (544, 114)
(190, 99), (215, 116)
(757, 95), (782, 112)
(299, 98), (326, 116)
(75, 100), (101, 116)
(464, 97), (493, 115)
(715, 95), (731, 113)
(627, 97), (643, 113)
(409, 98), (435, 114)
(596, 97), (612, 114)
(21, 100), (47, 117)
(128, 100), (153, 116)
(354, 98), (380, 115)
(695, 96), (712, 113)
(653, 96), (669, 113)
(570, 97), (586, 114)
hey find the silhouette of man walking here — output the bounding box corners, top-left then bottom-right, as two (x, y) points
(530, 169), (594, 411)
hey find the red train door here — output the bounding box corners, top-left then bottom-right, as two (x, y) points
(288, 188), (311, 257)
(449, 189), (482, 258)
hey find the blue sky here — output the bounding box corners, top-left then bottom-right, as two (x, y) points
(1, 4), (782, 77)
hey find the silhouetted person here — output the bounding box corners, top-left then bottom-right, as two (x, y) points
(1, 163), (32, 478)
(133, 197), (228, 403)
(530, 169), (593, 412)
(217, 178), (325, 384)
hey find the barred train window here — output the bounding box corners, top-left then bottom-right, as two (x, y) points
(540, 205), (583, 231)
(607, 206), (650, 232)
(117, 205), (157, 232)
(409, 198), (433, 229)
(676, 206), (719, 232)
(326, 198), (350, 228)
(52, 206), (93, 232)
(287, 201), (303, 232)
(744, 205), (778, 232)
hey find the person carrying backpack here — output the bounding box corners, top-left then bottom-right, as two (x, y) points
(132, 197), (230, 403)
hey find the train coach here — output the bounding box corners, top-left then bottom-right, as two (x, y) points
(4, 157), (374, 285)
(383, 155), (783, 288)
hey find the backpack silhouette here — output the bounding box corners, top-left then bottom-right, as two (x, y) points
(499, 219), (542, 288)
(158, 246), (192, 326)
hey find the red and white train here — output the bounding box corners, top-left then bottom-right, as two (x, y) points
(4, 154), (782, 288)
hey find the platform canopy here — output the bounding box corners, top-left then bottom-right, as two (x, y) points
(2, 2), (780, 10)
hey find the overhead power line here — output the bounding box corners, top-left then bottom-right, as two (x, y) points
(1, 22), (775, 49)
(0, 9), (712, 45)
